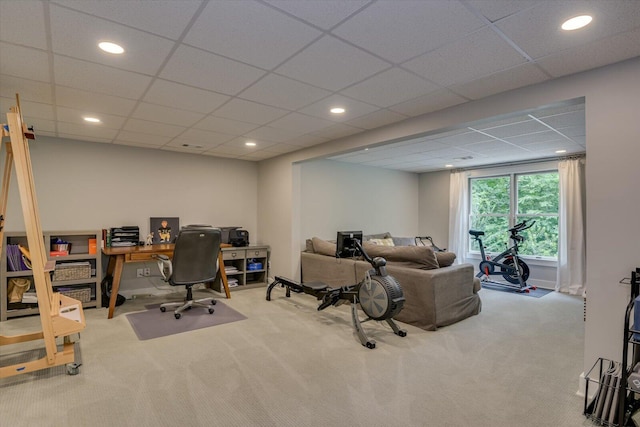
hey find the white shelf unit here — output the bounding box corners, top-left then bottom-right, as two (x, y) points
(1, 230), (102, 321)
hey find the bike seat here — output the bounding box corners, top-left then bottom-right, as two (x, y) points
(468, 230), (485, 237)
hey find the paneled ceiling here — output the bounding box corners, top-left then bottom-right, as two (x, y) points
(1, 1), (638, 170)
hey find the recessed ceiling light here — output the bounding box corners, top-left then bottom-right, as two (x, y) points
(445, 164), (453, 168)
(83, 117), (101, 123)
(561, 15), (592, 31)
(98, 41), (125, 54)
(330, 107), (345, 114)
(556, 149), (567, 154)
(245, 141), (257, 147)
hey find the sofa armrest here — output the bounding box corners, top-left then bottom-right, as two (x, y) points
(300, 252), (358, 287)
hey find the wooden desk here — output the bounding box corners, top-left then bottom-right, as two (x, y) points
(102, 244), (231, 319)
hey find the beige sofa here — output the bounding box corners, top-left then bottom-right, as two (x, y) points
(301, 236), (482, 331)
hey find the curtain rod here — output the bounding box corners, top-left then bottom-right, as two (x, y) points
(451, 153), (585, 173)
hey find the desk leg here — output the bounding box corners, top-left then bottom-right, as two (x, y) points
(218, 252), (231, 299)
(107, 255), (124, 319)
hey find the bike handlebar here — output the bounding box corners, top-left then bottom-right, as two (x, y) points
(509, 220), (535, 234)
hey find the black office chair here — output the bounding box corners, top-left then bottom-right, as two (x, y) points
(157, 226), (221, 319)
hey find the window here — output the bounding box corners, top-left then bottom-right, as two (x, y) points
(469, 171), (559, 258)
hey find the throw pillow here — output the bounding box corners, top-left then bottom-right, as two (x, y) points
(392, 237), (416, 246)
(435, 251), (456, 267)
(367, 237), (395, 246)
(311, 237), (337, 257)
(305, 239), (314, 253)
(364, 232), (391, 241)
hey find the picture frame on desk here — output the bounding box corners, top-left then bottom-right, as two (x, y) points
(150, 217), (179, 244)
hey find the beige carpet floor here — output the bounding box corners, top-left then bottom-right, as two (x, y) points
(0, 285), (588, 427)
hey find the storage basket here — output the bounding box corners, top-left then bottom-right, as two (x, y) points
(53, 262), (91, 281)
(58, 287), (91, 303)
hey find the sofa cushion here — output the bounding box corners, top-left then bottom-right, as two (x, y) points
(363, 243), (439, 270)
(367, 237), (395, 246)
(435, 251), (456, 267)
(311, 237), (337, 257)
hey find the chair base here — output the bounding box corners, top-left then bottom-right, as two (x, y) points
(160, 297), (216, 319)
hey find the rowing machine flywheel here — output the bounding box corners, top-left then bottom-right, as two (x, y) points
(358, 274), (405, 321)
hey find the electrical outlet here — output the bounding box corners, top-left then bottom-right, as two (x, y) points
(143, 267), (151, 277)
(136, 268), (144, 278)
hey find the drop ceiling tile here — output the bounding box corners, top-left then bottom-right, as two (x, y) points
(525, 140), (572, 152)
(479, 120), (549, 138)
(50, 5), (175, 76)
(403, 27), (527, 87)
(0, 1), (47, 49)
(56, 106), (126, 129)
(343, 68), (440, 108)
(308, 123), (363, 140)
(132, 102), (205, 127)
(332, 0), (484, 63)
(213, 99), (289, 125)
(0, 43), (50, 82)
(287, 134), (330, 147)
(536, 27), (640, 78)
(556, 126), (586, 139)
(160, 45), (265, 95)
(160, 144), (206, 154)
(431, 131), (495, 147)
(244, 126), (305, 143)
(194, 115), (259, 135)
(114, 130), (172, 147)
(123, 118), (186, 138)
(257, 143), (301, 154)
(503, 130), (562, 145)
(495, 1), (640, 60)
(345, 109), (408, 130)
(0, 75), (53, 103)
(388, 89), (467, 117)
(57, 121), (118, 140)
(239, 151), (278, 161)
(536, 110), (585, 129)
(268, 112), (335, 134)
(55, 86), (137, 116)
(174, 128), (236, 148)
(464, 140), (528, 154)
(113, 139), (167, 149)
(0, 97), (55, 121)
(265, 1), (370, 30)
(450, 63), (549, 100)
(185, 0), (321, 70)
(53, 56), (152, 99)
(53, 0), (202, 40)
(143, 79), (230, 114)
(298, 94), (380, 122)
(464, 0), (540, 22)
(275, 35), (390, 91)
(239, 74), (331, 111)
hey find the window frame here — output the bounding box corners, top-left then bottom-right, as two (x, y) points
(467, 165), (559, 263)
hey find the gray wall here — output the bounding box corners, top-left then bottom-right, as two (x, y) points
(258, 57), (640, 381)
(300, 159), (419, 243)
(418, 170), (450, 246)
(3, 136), (259, 296)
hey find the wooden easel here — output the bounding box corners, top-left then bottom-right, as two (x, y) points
(0, 95), (85, 378)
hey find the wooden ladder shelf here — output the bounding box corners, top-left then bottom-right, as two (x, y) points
(0, 95), (85, 378)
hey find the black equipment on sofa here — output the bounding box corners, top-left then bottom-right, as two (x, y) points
(266, 232), (407, 349)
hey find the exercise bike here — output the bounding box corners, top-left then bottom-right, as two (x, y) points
(468, 220), (536, 293)
(266, 234), (407, 349)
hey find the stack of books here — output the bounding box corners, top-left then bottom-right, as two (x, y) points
(109, 226), (139, 247)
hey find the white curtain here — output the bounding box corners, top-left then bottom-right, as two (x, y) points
(556, 158), (586, 294)
(449, 171), (469, 264)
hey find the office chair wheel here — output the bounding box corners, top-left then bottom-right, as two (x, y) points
(208, 308), (214, 314)
(174, 313), (181, 319)
(366, 341), (376, 349)
(160, 307), (166, 312)
(211, 300), (217, 305)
